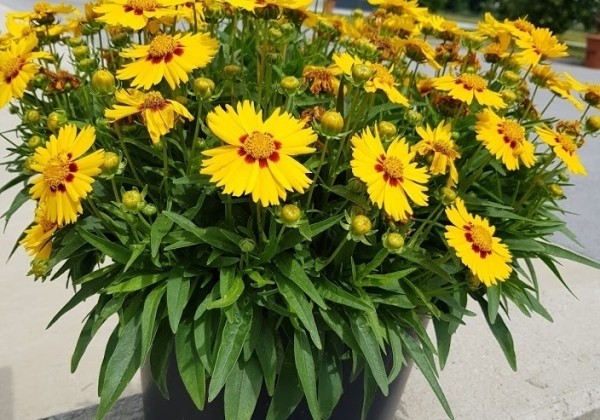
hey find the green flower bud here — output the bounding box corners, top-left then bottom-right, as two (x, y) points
(47, 110), (68, 131)
(406, 110), (422, 125)
(224, 64), (242, 79)
(351, 8), (364, 18)
(122, 190), (142, 211)
(351, 215), (372, 235)
(584, 91), (600, 107)
(77, 58), (97, 73)
(32, 74), (48, 89)
(280, 76), (301, 94)
(548, 183), (565, 198)
(585, 115), (600, 133)
(110, 32), (129, 47)
(321, 111), (344, 136)
(101, 152), (120, 173)
(466, 273), (482, 290)
(500, 70), (520, 84)
(440, 186), (457, 204)
(385, 232), (405, 250)
(91, 69), (116, 94)
(194, 77), (215, 98)
(30, 258), (49, 278)
(24, 109), (41, 124)
(239, 238), (256, 253)
(141, 203), (157, 216)
(281, 204), (302, 224)
(23, 156), (34, 172)
(67, 36), (84, 47)
(28, 135), (43, 149)
(351, 63), (372, 82)
(377, 121), (396, 139)
(72, 45), (90, 60)
(558, 170), (569, 182)
(501, 89), (517, 104)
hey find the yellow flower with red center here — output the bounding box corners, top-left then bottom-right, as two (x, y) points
(94, 0), (188, 30)
(514, 27), (568, 66)
(201, 101), (316, 207)
(29, 125), (105, 225)
(332, 52), (408, 106)
(105, 89), (193, 144)
(351, 127), (429, 221)
(20, 202), (58, 260)
(8, 1), (76, 22)
(0, 35), (52, 108)
(413, 122), (460, 186)
(117, 32), (218, 90)
(445, 198), (512, 286)
(432, 73), (506, 109)
(535, 125), (587, 175)
(475, 109), (536, 171)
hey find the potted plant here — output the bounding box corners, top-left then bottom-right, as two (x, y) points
(1, 1), (599, 419)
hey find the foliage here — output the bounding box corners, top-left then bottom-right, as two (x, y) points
(1, 0), (600, 419)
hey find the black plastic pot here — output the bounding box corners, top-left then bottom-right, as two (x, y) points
(142, 353), (412, 420)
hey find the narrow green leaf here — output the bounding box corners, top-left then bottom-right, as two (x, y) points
(124, 243), (147, 272)
(316, 281), (373, 311)
(350, 314), (388, 396)
(317, 352), (342, 419)
(167, 270), (190, 333)
(399, 330), (454, 420)
(149, 324), (173, 398)
(72, 263), (119, 285)
(224, 357), (263, 420)
(361, 367), (377, 420)
(163, 211), (240, 253)
(77, 227), (131, 264)
(194, 312), (215, 374)
(487, 284), (501, 324)
(141, 285), (166, 363)
(207, 275), (245, 310)
(71, 309), (104, 373)
(275, 254), (327, 309)
(266, 348), (304, 420)
(478, 298), (517, 371)
(540, 241), (600, 269)
(294, 330), (321, 420)
(432, 319), (451, 370)
(151, 214), (173, 258)
(208, 305), (253, 402)
(401, 250), (453, 282)
(105, 272), (167, 294)
(175, 319), (206, 410)
(256, 322), (277, 396)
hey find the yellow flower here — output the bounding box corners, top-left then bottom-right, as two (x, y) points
(94, 0), (188, 30)
(332, 52), (408, 106)
(302, 65), (341, 95)
(397, 38), (442, 70)
(432, 73), (506, 109)
(0, 35), (52, 108)
(413, 122), (460, 186)
(445, 198), (512, 286)
(530, 66), (582, 110)
(8, 1), (76, 22)
(20, 202), (58, 259)
(224, 0), (312, 11)
(565, 73), (600, 108)
(535, 125), (587, 175)
(201, 101), (316, 207)
(117, 32), (218, 90)
(367, 0), (427, 19)
(475, 110), (536, 171)
(351, 127), (429, 221)
(29, 125), (105, 225)
(105, 89), (193, 144)
(515, 27), (568, 66)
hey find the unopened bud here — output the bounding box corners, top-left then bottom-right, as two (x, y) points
(440, 186), (457, 204)
(351, 215), (372, 235)
(239, 238), (256, 253)
(24, 110), (41, 124)
(351, 63), (372, 82)
(321, 111), (344, 136)
(28, 135), (43, 149)
(30, 258), (49, 278)
(281, 204), (302, 224)
(67, 36), (84, 47)
(385, 232), (405, 250)
(122, 190), (142, 211)
(72, 45), (90, 60)
(377, 121), (397, 139)
(101, 152), (120, 172)
(501, 89), (517, 104)
(141, 203), (157, 216)
(585, 115), (600, 133)
(548, 183), (565, 198)
(77, 58), (97, 72)
(501, 70), (520, 84)
(91, 69), (116, 94)
(47, 111), (68, 131)
(224, 64), (242, 79)
(194, 77), (215, 98)
(280, 76), (301, 94)
(406, 110), (422, 125)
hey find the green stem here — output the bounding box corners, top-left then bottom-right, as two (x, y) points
(188, 102), (204, 175)
(305, 137), (329, 209)
(319, 237), (348, 271)
(115, 123), (143, 185)
(407, 202), (443, 248)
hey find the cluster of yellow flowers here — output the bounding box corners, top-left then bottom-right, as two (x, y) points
(1, 0), (599, 288)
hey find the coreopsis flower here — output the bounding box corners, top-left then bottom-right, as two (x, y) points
(117, 32), (218, 90)
(0, 35), (52, 108)
(351, 127), (429, 221)
(8, 1), (76, 22)
(565, 73), (600, 108)
(29, 125), (105, 225)
(413, 122), (460, 186)
(302, 65), (341, 95)
(224, 0), (312, 11)
(20, 203), (58, 259)
(530, 65), (582, 110)
(105, 89), (193, 144)
(475, 109), (536, 171)
(201, 101), (317, 207)
(535, 125), (587, 175)
(367, 0), (427, 19)
(503, 17), (536, 40)
(94, 0), (188, 30)
(445, 198), (512, 286)
(432, 73), (506, 109)
(514, 27), (568, 66)
(332, 52), (408, 106)
(398, 38), (442, 70)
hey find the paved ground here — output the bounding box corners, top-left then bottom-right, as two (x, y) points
(1, 4), (600, 420)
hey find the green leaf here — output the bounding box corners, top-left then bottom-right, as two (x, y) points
(207, 275), (245, 310)
(326, 184), (370, 210)
(77, 227), (131, 264)
(96, 315), (142, 419)
(401, 250), (453, 282)
(294, 330), (321, 420)
(487, 284), (501, 324)
(399, 330), (454, 420)
(317, 352), (342, 419)
(432, 319), (451, 370)
(149, 324), (173, 398)
(256, 322), (277, 396)
(208, 304), (253, 402)
(477, 298), (517, 371)
(141, 285), (166, 364)
(266, 348), (304, 420)
(167, 270), (190, 333)
(350, 314), (388, 396)
(361, 367), (377, 420)
(275, 275), (322, 349)
(503, 238), (545, 253)
(1, 189), (29, 226)
(540, 242), (600, 269)
(316, 281), (373, 311)
(194, 311), (215, 374)
(105, 272), (168, 294)
(72, 263), (119, 285)
(224, 357), (263, 420)
(71, 308), (105, 373)
(124, 243), (147, 272)
(151, 214), (173, 258)
(386, 322), (406, 381)
(163, 211), (240, 253)
(175, 319), (206, 410)
(275, 254), (327, 309)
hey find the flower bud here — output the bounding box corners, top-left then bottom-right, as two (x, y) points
(585, 115), (600, 133)
(122, 190), (142, 211)
(194, 77), (215, 98)
(501, 89), (517, 104)
(406, 110), (422, 125)
(281, 204), (302, 224)
(466, 273), (482, 290)
(351, 215), (372, 235)
(23, 157), (34, 172)
(440, 186), (457, 204)
(239, 238), (256, 253)
(558, 170), (569, 182)
(110, 32), (129, 47)
(91, 69), (116, 94)
(141, 203), (157, 216)
(224, 64), (242, 79)
(377, 121), (396, 139)
(584, 91), (600, 107)
(30, 258), (49, 278)
(269, 27), (283, 40)
(101, 152), (120, 173)
(321, 111), (344, 136)
(351, 8), (364, 18)
(47, 110), (68, 131)
(500, 70), (520, 84)
(72, 45), (90, 60)
(24, 109), (41, 124)
(351, 63), (372, 82)
(33, 74), (48, 89)
(28, 135), (43, 149)
(77, 58), (97, 73)
(67, 36), (84, 47)
(548, 183), (565, 198)
(347, 178), (366, 194)
(385, 232), (405, 250)
(280, 76), (301, 94)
